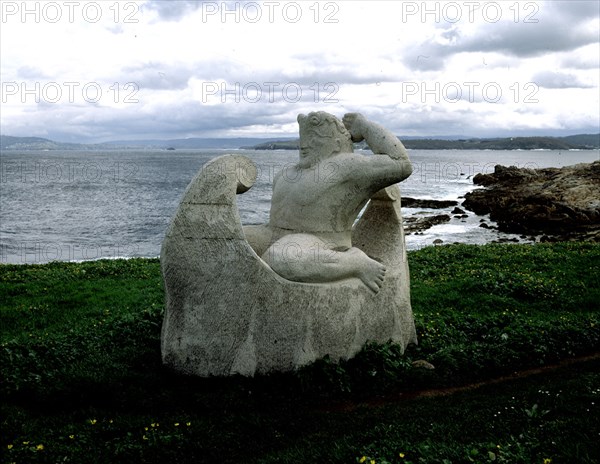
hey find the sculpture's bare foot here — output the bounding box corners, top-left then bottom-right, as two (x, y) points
(348, 248), (386, 293)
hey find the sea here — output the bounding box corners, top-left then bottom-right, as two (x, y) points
(1, 148), (598, 265)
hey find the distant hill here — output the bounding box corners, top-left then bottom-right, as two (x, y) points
(0, 135), (287, 151)
(244, 134), (600, 151)
(241, 139), (300, 150)
(561, 134), (600, 147)
(402, 136), (578, 150)
(2, 133), (598, 151)
(102, 137), (278, 149)
(0, 135), (112, 151)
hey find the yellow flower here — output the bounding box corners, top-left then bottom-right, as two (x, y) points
(69, 435), (75, 439)
(174, 422), (180, 427)
(359, 457), (366, 463)
(90, 419), (97, 425)
(399, 453), (405, 458)
(22, 441), (30, 445)
(7, 444), (13, 449)
(543, 460), (552, 464)
(186, 422), (191, 427)
(370, 460), (376, 464)
(36, 444), (44, 451)
(143, 435), (148, 441)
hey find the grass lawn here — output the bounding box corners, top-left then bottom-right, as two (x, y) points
(1, 243), (599, 463)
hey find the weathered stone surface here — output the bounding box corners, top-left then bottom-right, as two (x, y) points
(462, 161), (600, 240)
(161, 112), (417, 377)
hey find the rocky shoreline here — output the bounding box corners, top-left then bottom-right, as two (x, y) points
(400, 161), (599, 244)
(461, 161), (600, 242)
(401, 197), (453, 235)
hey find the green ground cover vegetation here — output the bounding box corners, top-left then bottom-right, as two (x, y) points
(1, 243), (599, 463)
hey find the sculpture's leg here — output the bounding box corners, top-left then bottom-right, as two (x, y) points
(261, 233), (386, 292)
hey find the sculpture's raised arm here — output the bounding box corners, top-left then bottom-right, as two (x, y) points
(342, 113), (413, 189)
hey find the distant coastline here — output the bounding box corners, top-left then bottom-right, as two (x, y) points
(242, 134), (600, 151)
(1, 133), (598, 151)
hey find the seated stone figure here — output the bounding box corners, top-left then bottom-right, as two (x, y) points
(161, 111), (417, 377)
(252, 111), (413, 293)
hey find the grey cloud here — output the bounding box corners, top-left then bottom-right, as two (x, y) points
(405, 2), (599, 71)
(406, 53), (445, 72)
(123, 56), (406, 93)
(10, 93), (598, 143)
(457, 22), (597, 57)
(468, 0), (599, 56)
(141, 0), (204, 21)
(121, 49), (423, 92)
(119, 58), (260, 91)
(277, 69), (400, 86)
(141, 1), (255, 21)
(267, 54), (411, 85)
(403, 26), (461, 71)
(368, 105), (484, 137)
(21, 97), (296, 142)
(545, 1), (600, 21)
(531, 71), (594, 89)
(121, 62), (193, 90)
(17, 66), (49, 79)
(561, 53), (600, 70)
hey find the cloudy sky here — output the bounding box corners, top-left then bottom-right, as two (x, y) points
(1, 0), (599, 142)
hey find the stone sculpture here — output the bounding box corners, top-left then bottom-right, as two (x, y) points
(161, 112), (417, 377)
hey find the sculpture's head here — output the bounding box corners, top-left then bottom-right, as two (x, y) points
(297, 112), (353, 168)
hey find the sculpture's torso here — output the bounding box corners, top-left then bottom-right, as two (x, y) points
(268, 154), (370, 248)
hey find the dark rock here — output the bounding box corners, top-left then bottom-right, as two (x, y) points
(451, 207), (465, 214)
(462, 161), (600, 241)
(403, 214), (451, 234)
(402, 197), (458, 209)
(495, 237), (519, 243)
(479, 222), (491, 229)
(472, 164), (539, 187)
(433, 239), (443, 245)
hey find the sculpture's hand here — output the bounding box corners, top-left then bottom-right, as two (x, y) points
(343, 113), (367, 143)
